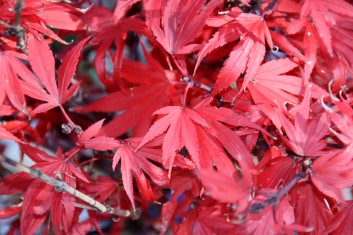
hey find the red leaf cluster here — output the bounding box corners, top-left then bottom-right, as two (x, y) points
(1, 0), (353, 234)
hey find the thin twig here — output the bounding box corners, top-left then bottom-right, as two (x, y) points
(0, 154), (140, 219)
(0, 0), (26, 50)
(249, 172), (305, 214)
(13, 0), (26, 50)
(262, 0), (279, 17)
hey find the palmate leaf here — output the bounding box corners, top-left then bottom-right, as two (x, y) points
(255, 147), (300, 189)
(195, 11), (274, 94)
(76, 50), (177, 137)
(278, 86), (330, 157)
(83, 7), (150, 89)
(247, 58), (327, 128)
(176, 199), (235, 235)
(21, 146), (89, 235)
(137, 106), (209, 176)
(138, 97), (269, 175)
(0, 51), (30, 115)
(22, 34), (89, 115)
(311, 145), (353, 201)
(292, 183), (333, 235)
(194, 98), (271, 169)
(196, 163), (252, 211)
(300, 0), (353, 56)
(112, 137), (169, 208)
(326, 200), (353, 234)
(160, 170), (202, 234)
(217, 13), (273, 93)
(143, 0), (221, 54)
(78, 119), (119, 151)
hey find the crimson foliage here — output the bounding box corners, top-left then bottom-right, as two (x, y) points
(1, 0), (353, 234)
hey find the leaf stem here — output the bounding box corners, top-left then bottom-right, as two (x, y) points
(60, 105), (75, 124)
(171, 55), (188, 76)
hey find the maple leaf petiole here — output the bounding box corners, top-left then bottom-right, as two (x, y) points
(170, 55), (188, 76)
(59, 105), (75, 124)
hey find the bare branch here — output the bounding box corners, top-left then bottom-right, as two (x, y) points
(0, 0), (26, 50)
(13, 0), (26, 50)
(262, 0), (279, 17)
(0, 154), (140, 219)
(249, 172), (305, 214)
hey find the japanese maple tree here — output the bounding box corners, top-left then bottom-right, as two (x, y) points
(1, 0), (353, 234)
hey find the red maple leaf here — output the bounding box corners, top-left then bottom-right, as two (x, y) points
(195, 10), (274, 94)
(300, 0), (353, 56)
(0, 50), (30, 115)
(81, 0), (153, 91)
(176, 198), (235, 235)
(77, 119), (119, 151)
(194, 98), (270, 169)
(137, 105), (209, 175)
(196, 163), (252, 212)
(76, 48), (178, 137)
(326, 200), (353, 234)
(138, 97), (269, 174)
(143, 0), (221, 54)
(22, 34), (89, 116)
(112, 137), (169, 208)
(278, 86), (330, 157)
(291, 183), (333, 235)
(255, 147), (300, 189)
(311, 145), (353, 201)
(247, 58), (327, 128)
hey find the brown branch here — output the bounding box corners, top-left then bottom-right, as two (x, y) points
(0, 154), (140, 220)
(0, 0), (26, 50)
(249, 172), (305, 214)
(262, 0), (279, 17)
(13, 0), (26, 50)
